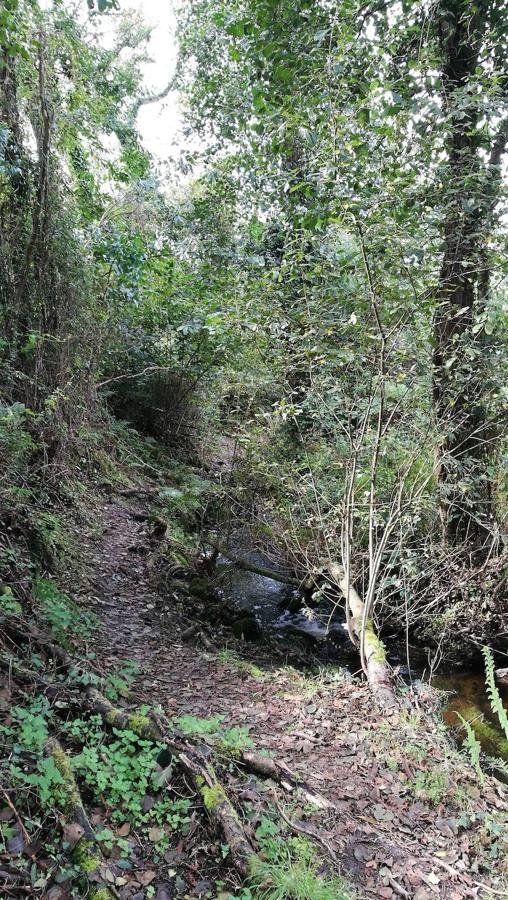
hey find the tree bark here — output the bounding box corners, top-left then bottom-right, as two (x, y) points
(433, 0), (505, 556)
(328, 563), (398, 709)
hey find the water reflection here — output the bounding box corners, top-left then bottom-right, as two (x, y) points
(433, 671), (508, 760)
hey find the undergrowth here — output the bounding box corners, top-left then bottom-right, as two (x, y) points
(247, 834), (352, 900)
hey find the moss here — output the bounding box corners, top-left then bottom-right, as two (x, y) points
(89, 889), (114, 900)
(201, 782), (227, 811)
(72, 839), (101, 874)
(128, 712), (152, 736)
(105, 706), (152, 738)
(50, 743), (81, 810)
(365, 619), (386, 662)
(105, 709), (120, 727)
(458, 705), (508, 757)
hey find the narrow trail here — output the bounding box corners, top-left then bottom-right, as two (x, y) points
(79, 491), (507, 900)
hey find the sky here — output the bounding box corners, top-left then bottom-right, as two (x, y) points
(39, 0), (183, 162)
(128, 0), (182, 161)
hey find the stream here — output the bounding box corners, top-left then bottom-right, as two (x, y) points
(217, 553), (508, 765)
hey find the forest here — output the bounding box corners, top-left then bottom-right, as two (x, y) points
(1, 0), (508, 897)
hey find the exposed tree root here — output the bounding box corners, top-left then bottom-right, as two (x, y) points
(84, 688), (257, 877)
(240, 751), (333, 810)
(2, 636), (340, 884)
(44, 738), (115, 899)
(0, 652), (50, 688)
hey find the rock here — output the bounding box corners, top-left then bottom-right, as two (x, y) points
(188, 577), (216, 600)
(496, 667), (508, 685)
(232, 615), (261, 641)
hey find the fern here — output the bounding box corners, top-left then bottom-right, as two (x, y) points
(486, 756), (508, 780)
(457, 714), (484, 785)
(482, 646), (508, 740)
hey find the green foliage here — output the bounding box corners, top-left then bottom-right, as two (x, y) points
(218, 648), (266, 680)
(69, 720), (191, 839)
(0, 586), (23, 616)
(408, 768), (450, 806)
(457, 714), (484, 787)
(249, 835), (351, 900)
(11, 755), (65, 807)
(33, 578), (95, 645)
(32, 512), (72, 567)
(2, 699), (67, 809)
(10, 699), (50, 752)
(158, 475), (220, 528)
(174, 714), (254, 755)
(104, 659), (140, 701)
(483, 647), (508, 741)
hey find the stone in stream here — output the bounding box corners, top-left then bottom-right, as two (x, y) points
(496, 667), (508, 686)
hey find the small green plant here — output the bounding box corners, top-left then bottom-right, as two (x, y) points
(408, 767), (449, 806)
(218, 647), (265, 680)
(11, 755), (65, 807)
(69, 721), (190, 841)
(5, 699), (67, 808)
(10, 700), (50, 751)
(104, 659), (140, 701)
(33, 578), (95, 645)
(33, 511), (72, 566)
(0, 586), (23, 616)
(457, 714), (484, 786)
(174, 714), (254, 755)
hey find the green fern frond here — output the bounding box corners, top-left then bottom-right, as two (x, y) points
(482, 646), (508, 741)
(457, 713), (484, 786)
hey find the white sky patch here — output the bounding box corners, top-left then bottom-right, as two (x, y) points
(128, 0), (182, 162)
(40, 0), (183, 162)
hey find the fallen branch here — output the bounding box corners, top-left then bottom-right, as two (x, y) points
(0, 652), (51, 688)
(270, 790), (337, 861)
(44, 739), (115, 899)
(0, 788), (34, 860)
(207, 541), (302, 587)
(84, 688), (257, 877)
(116, 486), (158, 499)
(240, 751), (333, 810)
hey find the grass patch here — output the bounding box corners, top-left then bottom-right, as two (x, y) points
(218, 647), (266, 680)
(248, 835), (352, 900)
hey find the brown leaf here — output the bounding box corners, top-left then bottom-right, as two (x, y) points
(139, 870), (157, 886)
(63, 823), (84, 849)
(117, 823), (131, 837)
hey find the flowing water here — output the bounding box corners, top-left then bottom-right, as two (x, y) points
(218, 553), (508, 764)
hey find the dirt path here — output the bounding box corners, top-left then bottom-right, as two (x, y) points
(80, 494), (508, 900)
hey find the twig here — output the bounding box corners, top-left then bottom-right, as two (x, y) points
(0, 788), (34, 860)
(270, 790), (337, 861)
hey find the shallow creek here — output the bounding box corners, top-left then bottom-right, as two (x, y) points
(217, 554), (508, 763)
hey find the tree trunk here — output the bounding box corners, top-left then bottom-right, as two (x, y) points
(328, 563), (398, 709)
(433, 0), (503, 556)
